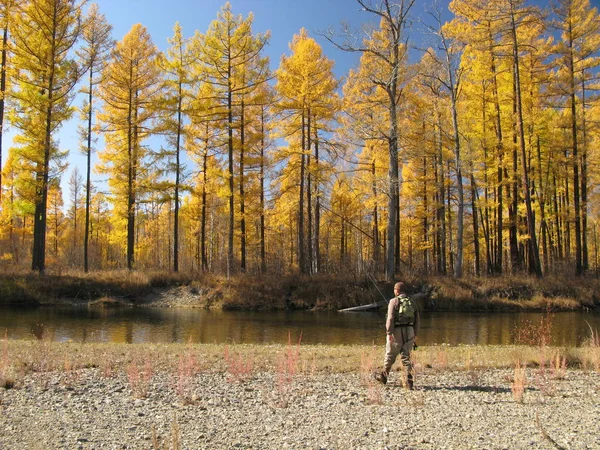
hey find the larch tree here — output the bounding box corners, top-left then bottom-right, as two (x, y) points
(233, 40), (270, 273)
(450, 0), (515, 275)
(450, 0), (544, 276)
(47, 178), (63, 258)
(276, 28), (338, 274)
(551, 0), (600, 274)
(504, 0), (543, 277)
(193, 2), (269, 275)
(187, 81), (224, 273)
(250, 81), (275, 273)
(76, 2), (112, 273)
(67, 165), (83, 254)
(97, 23), (163, 270)
(0, 0), (21, 206)
(158, 22), (193, 273)
(10, 0), (83, 273)
(423, 6), (467, 277)
(0, 152), (19, 260)
(325, 0), (416, 280)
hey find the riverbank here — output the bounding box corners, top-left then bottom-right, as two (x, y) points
(1, 270), (599, 312)
(1, 341), (599, 449)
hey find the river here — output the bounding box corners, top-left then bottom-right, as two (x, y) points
(1, 306), (599, 346)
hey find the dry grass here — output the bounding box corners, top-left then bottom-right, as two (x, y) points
(152, 413), (181, 450)
(429, 274), (599, 311)
(126, 356), (153, 398)
(223, 344), (255, 383)
(173, 340), (201, 404)
(0, 333), (598, 392)
(3, 268), (598, 311)
(511, 360), (527, 403)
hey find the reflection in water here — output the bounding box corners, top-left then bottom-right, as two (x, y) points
(0, 306), (599, 347)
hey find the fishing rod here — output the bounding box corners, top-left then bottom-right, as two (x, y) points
(366, 272), (389, 305)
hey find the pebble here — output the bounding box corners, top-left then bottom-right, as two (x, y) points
(0, 369), (598, 449)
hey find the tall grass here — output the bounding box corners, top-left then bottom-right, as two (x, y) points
(223, 344), (254, 383)
(511, 360), (527, 403)
(174, 339), (201, 403)
(1, 339), (599, 385)
(151, 414), (181, 450)
(127, 356), (153, 398)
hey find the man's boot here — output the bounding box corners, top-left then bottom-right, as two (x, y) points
(375, 370), (388, 385)
(407, 373), (414, 390)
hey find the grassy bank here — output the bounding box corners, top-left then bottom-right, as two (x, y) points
(0, 269), (599, 312)
(1, 337), (599, 392)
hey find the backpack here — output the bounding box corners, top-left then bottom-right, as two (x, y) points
(394, 294), (416, 325)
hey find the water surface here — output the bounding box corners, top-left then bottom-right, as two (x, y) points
(1, 306), (599, 347)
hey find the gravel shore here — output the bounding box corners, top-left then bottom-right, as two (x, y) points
(1, 367), (598, 449)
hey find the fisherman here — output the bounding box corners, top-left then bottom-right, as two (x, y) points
(375, 281), (420, 389)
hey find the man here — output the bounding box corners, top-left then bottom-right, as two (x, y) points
(375, 281), (420, 389)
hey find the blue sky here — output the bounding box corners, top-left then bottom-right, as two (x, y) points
(9, 0), (583, 202)
(3, 0), (448, 202)
(3, 0), (394, 200)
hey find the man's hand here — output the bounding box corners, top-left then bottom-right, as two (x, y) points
(387, 334), (395, 343)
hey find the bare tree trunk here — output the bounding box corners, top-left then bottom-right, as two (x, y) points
(581, 77), (589, 271)
(201, 130), (209, 272)
(240, 95), (246, 273)
(298, 109), (306, 274)
(509, 2), (541, 277)
(314, 122), (321, 274)
(423, 154), (428, 275)
(227, 66), (234, 277)
(260, 107), (267, 273)
(0, 25), (8, 206)
(173, 83), (183, 272)
(488, 22), (504, 274)
(307, 109), (313, 274)
(470, 172), (480, 277)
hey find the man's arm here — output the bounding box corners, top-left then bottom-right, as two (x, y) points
(386, 298), (396, 336)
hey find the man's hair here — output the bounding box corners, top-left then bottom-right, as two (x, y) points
(394, 282), (405, 292)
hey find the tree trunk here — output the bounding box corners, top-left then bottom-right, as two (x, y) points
(84, 67), (93, 273)
(298, 109), (306, 274)
(173, 83), (183, 273)
(307, 109), (313, 274)
(509, 79), (521, 273)
(450, 81), (463, 278)
(581, 77), (589, 271)
(32, 60), (56, 273)
(240, 95), (246, 273)
(385, 82), (399, 281)
(314, 122), (321, 274)
(227, 67), (234, 277)
(260, 106), (266, 273)
(470, 172), (480, 277)
(536, 136), (549, 273)
(201, 126), (209, 272)
(422, 154), (428, 275)
(488, 23), (504, 274)
(0, 25), (8, 206)
(509, 2), (542, 277)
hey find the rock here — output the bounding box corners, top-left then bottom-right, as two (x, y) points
(0, 369), (599, 449)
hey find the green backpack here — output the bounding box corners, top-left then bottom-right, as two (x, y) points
(395, 294), (416, 325)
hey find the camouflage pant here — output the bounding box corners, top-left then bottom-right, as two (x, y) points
(383, 325), (415, 375)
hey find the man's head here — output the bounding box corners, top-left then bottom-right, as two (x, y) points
(394, 282), (405, 295)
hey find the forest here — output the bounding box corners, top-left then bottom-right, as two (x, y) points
(0, 0), (599, 282)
